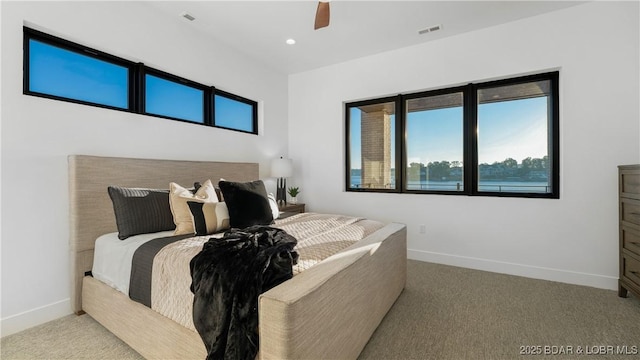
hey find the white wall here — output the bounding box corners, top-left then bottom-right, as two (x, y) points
(2, 0), (638, 338)
(1, 1), (289, 335)
(290, 2), (639, 290)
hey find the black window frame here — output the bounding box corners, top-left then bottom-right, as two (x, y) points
(345, 71), (560, 199)
(402, 86), (470, 196)
(142, 67), (211, 125)
(23, 27), (137, 113)
(345, 95), (402, 193)
(213, 89), (259, 134)
(23, 26), (259, 135)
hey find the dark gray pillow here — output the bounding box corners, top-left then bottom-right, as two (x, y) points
(218, 180), (273, 229)
(107, 186), (175, 240)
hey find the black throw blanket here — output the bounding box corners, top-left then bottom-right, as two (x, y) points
(190, 225), (298, 360)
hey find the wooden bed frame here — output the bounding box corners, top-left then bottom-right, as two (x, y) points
(69, 154), (407, 359)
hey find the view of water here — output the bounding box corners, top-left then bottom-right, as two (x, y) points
(350, 176), (549, 193)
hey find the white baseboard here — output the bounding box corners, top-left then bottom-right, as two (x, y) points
(0, 253), (618, 337)
(1, 298), (72, 337)
(408, 249), (618, 291)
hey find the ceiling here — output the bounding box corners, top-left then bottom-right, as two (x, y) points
(145, 1), (586, 75)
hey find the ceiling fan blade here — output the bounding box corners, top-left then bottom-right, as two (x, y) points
(314, 1), (330, 30)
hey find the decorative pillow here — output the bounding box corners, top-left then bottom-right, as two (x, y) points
(193, 182), (202, 192)
(217, 178), (226, 201)
(187, 201), (230, 235)
(218, 180), (274, 228)
(107, 186), (175, 240)
(268, 193), (279, 220)
(170, 179), (219, 235)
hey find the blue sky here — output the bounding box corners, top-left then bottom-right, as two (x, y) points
(29, 39), (129, 109)
(406, 105), (463, 166)
(350, 96), (548, 169)
(477, 97), (548, 164)
(29, 38), (251, 130)
(145, 74), (203, 122)
(214, 95), (253, 132)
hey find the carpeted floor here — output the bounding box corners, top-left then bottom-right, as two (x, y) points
(3, 260), (640, 359)
(0, 312), (143, 360)
(359, 261), (640, 360)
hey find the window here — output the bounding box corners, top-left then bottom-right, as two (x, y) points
(346, 97), (398, 191)
(405, 90), (465, 192)
(144, 72), (206, 123)
(25, 34), (131, 110)
(214, 90), (258, 133)
(476, 78), (557, 195)
(345, 72), (559, 199)
(23, 27), (258, 135)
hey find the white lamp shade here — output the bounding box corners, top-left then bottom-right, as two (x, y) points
(271, 157), (293, 178)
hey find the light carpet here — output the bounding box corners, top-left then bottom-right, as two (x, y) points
(3, 260), (639, 359)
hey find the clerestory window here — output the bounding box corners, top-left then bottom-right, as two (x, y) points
(24, 27), (258, 135)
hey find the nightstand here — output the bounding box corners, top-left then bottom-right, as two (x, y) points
(278, 203), (305, 219)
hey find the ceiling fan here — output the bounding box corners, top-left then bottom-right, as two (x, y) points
(314, 1), (330, 30)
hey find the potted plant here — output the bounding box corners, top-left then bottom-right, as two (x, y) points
(287, 187), (300, 204)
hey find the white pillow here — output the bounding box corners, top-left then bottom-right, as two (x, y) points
(169, 179), (218, 235)
(268, 193), (279, 220)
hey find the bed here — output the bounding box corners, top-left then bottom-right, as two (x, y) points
(69, 154), (407, 359)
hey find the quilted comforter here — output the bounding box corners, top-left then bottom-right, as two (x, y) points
(123, 213), (384, 330)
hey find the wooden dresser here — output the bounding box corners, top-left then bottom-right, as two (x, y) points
(618, 165), (640, 299)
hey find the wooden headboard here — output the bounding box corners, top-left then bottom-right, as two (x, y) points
(68, 155), (259, 313)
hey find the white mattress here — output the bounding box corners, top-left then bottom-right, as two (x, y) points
(92, 231), (174, 294)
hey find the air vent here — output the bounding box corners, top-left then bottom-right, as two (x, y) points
(181, 12), (195, 21)
(418, 24), (442, 35)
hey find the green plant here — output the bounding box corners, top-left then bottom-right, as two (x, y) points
(287, 186), (300, 197)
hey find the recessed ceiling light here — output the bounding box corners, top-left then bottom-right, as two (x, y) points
(286, 39), (296, 45)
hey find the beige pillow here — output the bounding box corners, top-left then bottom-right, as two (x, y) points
(169, 179), (218, 235)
